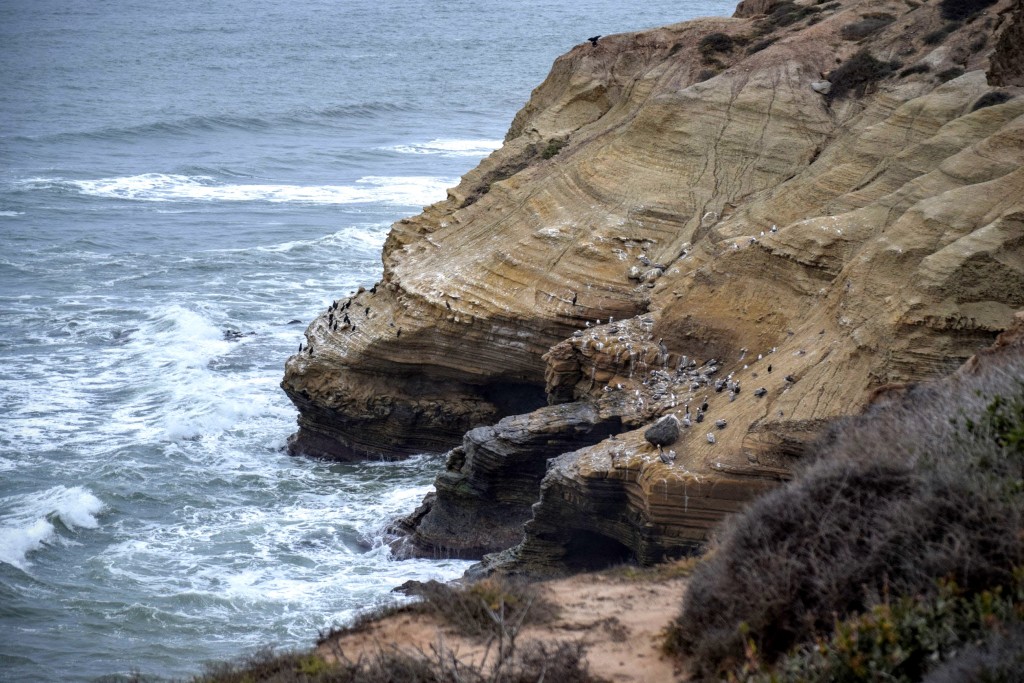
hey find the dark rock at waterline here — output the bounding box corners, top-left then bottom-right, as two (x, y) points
(223, 329), (255, 341)
(644, 414), (680, 447)
(389, 400), (626, 559)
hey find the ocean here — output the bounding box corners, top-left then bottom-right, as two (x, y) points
(0, 1), (735, 679)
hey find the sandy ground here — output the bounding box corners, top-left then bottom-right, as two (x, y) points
(318, 563), (692, 681)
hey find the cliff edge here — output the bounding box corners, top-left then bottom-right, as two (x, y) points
(283, 0), (1024, 571)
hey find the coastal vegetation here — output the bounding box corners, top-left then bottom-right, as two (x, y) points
(665, 350), (1024, 680)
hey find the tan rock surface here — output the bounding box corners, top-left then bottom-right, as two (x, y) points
(284, 0), (1024, 566)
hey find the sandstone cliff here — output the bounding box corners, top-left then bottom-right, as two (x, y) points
(283, 0), (1024, 571)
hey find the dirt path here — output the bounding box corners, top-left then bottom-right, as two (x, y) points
(318, 564), (691, 681)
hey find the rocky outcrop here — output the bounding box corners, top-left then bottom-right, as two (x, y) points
(285, 0), (1024, 568)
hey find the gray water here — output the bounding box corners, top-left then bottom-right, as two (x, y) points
(0, 1), (736, 679)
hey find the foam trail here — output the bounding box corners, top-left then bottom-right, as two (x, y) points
(389, 138), (503, 157)
(21, 174), (455, 206)
(0, 486), (104, 569)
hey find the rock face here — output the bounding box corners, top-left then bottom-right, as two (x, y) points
(285, 0), (1024, 569)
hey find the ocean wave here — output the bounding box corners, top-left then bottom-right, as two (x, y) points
(20, 173), (454, 206)
(388, 137), (503, 157)
(0, 211), (25, 217)
(0, 486), (104, 570)
(251, 224), (391, 254)
(13, 103), (417, 144)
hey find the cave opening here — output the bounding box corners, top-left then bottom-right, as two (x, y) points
(480, 380), (548, 417)
(563, 529), (636, 571)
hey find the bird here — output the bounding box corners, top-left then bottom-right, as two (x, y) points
(364, 306), (370, 316)
(445, 300), (452, 311)
(571, 292), (578, 305)
(700, 398), (709, 412)
(298, 343), (302, 353)
(707, 433), (716, 444)
(588, 35), (601, 46)
(767, 364), (772, 373)
(370, 284), (377, 294)
(754, 387), (767, 397)
(696, 411), (705, 423)
(715, 419), (727, 429)
(396, 328), (401, 338)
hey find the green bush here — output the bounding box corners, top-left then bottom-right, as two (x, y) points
(541, 138), (567, 160)
(750, 574), (1024, 682)
(666, 349), (1024, 679)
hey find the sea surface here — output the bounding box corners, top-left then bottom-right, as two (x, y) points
(0, 1), (736, 679)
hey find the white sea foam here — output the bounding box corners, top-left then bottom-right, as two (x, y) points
(389, 137), (502, 157)
(251, 223), (390, 254)
(0, 210), (25, 216)
(0, 486), (104, 570)
(24, 173), (455, 206)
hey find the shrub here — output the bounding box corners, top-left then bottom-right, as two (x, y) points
(899, 63), (931, 77)
(940, 0), (998, 22)
(827, 50), (899, 100)
(696, 68), (718, 82)
(759, 1), (820, 28)
(971, 90), (1014, 111)
(923, 22), (961, 45)
(923, 623), (1024, 683)
(698, 32), (735, 57)
(746, 37), (778, 54)
(840, 15), (896, 41)
(542, 138), (567, 160)
(937, 66), (966, 82)
(666, 349), (1024, 678)
(197, 640), (595, 683)
(755, 574), (1024, 682)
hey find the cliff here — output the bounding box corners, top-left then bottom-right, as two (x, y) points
(282, 0), (1024, 571)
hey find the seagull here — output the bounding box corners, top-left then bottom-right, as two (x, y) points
(707, 433), (716, 444)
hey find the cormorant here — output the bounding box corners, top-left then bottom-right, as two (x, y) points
(588, 35), (601, 46)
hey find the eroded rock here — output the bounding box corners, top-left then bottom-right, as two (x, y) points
(282, 0), (1024, 570)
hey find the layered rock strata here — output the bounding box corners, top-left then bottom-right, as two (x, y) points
(285, 0), (1024, 568)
